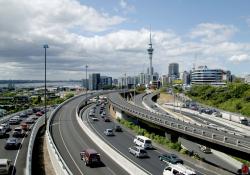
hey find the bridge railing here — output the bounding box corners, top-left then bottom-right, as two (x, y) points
(108, 93), (250, 154)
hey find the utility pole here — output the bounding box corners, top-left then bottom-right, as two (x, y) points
(85, 65), (88, 105)
(43, 44), (49, 130)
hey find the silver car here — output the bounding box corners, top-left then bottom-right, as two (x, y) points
(128, 146), (148, 158)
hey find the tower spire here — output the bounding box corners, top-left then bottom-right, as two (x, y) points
(147, 26), (154, 83)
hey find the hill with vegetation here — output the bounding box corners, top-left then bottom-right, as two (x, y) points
(186, 83), (250, 117)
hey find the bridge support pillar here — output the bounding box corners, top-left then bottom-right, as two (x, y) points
(165, 130), (179, 143)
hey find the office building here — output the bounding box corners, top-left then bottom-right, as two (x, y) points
(168, 63), (179, 79)
(191, 66), (226, 85)
(245, 75), (250, 84)
(182, 71), (191, 85)
(89, 73), (101, 90)
(101, 76), (112, 87)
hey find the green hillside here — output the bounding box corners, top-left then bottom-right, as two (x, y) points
(186, 83), (250, 117)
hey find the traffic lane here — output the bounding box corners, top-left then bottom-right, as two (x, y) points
(51, 98), (128, 175)
(110, 93), (250, 143)
(134, 93), (146, 108)
(0, 119), (34, 175)
(84, 106), (178, 175)
(180, 138), (238, 174)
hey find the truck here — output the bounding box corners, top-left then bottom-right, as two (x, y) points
(220, 112), (248, 125)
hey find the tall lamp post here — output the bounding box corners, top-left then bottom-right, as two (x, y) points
(85, 65), (88, 105)
(43, 44), (49, 130)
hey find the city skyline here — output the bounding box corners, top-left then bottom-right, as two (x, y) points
(1, 0), (250, 80)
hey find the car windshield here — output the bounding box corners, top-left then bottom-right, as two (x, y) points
(0, 165), (7, 168)
(171, 155), (177, 158)
(145, 140), (151, 144)
(140, 150), (147, 153)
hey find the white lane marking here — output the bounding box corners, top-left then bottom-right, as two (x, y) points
(83, 108), (152, 175)
(11, 136), (26, 175)
(58, 113), (85, 175)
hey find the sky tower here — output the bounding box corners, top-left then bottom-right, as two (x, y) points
(147, 28), (154, 82)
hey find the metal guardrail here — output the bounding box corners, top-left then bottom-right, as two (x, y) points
(108, 93), (250, 154)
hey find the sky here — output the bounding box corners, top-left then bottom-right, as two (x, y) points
(0, 0), (250, 80)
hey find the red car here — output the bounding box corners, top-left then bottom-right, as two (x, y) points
(36, 112), (43, 116)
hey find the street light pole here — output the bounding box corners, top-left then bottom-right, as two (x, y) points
(85, 65), (88, 105)
(43, 44), (49, 130)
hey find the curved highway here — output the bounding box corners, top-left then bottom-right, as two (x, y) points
(108, 92), (250, 159)
(50, 94), (128, 175)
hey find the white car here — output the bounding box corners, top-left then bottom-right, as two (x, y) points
(104, 129), (114, 136)
(0, 159), (11, 175)
(91, 117), (99, 121)
(128, 146), (148, 158)
(0, 123), (10, 132)
(163, 164), (196, 175)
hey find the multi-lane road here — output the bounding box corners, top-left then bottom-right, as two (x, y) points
(49, 95), (128, 175)
(0, 114), (37, 175)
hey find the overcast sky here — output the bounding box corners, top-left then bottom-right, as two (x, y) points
(0, 0), (250, 80)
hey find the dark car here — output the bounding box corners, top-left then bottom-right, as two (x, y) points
(80, 149), (101, 166)
(114, 125), (122, 132)
(159, 153), (183, 164)
(20, 112), (28, 118)
(103, 117), (110, 122)
(5, 138), (21, 150)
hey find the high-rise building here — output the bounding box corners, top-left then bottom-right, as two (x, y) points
(245, 75), (250, 84)
(89, 73), (101, 90)
(168, 63), (179, 78)
(147, 29), (154, 82)
(182, 71), (191, 85)
(101, 76), (112, 87)
(139, 73), (146, 85)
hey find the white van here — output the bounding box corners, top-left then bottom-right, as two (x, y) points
(133, 135), (152, 149)
(163, 164), (196, 175)
(0, 159), (11, 175)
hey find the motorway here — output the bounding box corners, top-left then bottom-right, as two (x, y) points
(50, 94), (128, 175)
(134, 93), (242, 173)
(142, 93), (243, 133)
(80, 102), (221, 175)
(0, 113), (37, 175)
(108, 92), (250, 158)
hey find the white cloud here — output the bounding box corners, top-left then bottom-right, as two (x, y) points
(0, 1), (250, 79)
(189, 23), (237, 43)
(229, 54), (250, 63)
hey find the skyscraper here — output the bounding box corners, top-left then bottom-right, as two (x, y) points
(168, 63), (179, 78)
(89, 73), (101, 90)
(147, 29), (154, 82)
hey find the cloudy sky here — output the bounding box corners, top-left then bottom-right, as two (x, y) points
(0, 0), (250, 80)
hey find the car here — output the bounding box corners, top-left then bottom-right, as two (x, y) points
(19, 112), (28, 118)
(103, 117), (110, 122)
(199, 145), (211, 153)
(0, 123), (11, 132)
(163, 164), (196, 175)
(0, 159), (11, 175)
(159, 153), (183, 164)
(0, 126), (7, 137)
(133, 135), (153, 149)
(104, 129), (114, 136)
(20, 123), (30, 131)
(114, 125), (122, 132)
(91, 117), (99, 121)
(25, 117), (35, 124)
(101, 113), (106, 118)
(128, 146), (148, 158)
(8, 117), (20, 125)
(27, 109), (33, 115)
(5, 137), (21, 150)
(36, 112), (43, 116)
(80, 149), (101, 166)
(89, 112), (95, 117)
(12, 127), (26, 138)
